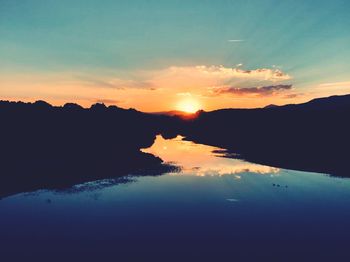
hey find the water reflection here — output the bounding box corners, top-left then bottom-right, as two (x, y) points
(2, 137), (350, 261)
(142, 135), (280, 176)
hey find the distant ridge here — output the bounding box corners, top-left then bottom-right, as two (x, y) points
(181, 93), (350, 177)
(279, 94), (350, 110)
(207, 94), (350, 113)
(152, 110), (191, 116)
(152, 109), (204, 119)
(264, 104), (279, 109)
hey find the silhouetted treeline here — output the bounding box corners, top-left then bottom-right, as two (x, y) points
(0, 100), (177, 198)
(180, 95), (350, 177)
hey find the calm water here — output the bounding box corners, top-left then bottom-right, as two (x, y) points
(1, 136), (350, 261)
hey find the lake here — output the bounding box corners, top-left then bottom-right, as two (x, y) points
(1, 135), (350, 261)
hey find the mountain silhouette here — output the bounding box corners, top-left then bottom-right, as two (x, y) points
(179, 94), (350, 176)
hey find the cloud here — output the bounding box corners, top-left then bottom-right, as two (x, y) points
(283, 93), (303, 99)
(228, 39), (245, 42)
(77, 75), (155, 90)
(309, 81), (350, 99)
(76, 65), (292, 100)
(150, 66), (291, 91)
(319, 81), (350, 87)
(176, 92), (192, 97)
(93, 98), (122, 105)
(213, 84), (293, 97)
(166, 65), (291, 81)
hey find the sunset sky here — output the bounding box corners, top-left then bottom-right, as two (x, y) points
(1, 0), (350, 112)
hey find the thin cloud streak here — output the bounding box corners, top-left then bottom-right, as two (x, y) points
(319, 81), (350, 87)
(93, 98), (122, 105)
(213, 84), (293, 97)
(228, 39), (245, 42)
(77, 75), (155, 90)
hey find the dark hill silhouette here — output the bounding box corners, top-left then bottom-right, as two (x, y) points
(264, 104), (278, 109)
(152, 110), (204, 120)
(0, 100), (176, 198)
(180, 94), (350, 177)
(267, 94), (350, 111)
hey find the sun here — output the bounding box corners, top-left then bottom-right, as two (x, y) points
(176, 98), (201, 113)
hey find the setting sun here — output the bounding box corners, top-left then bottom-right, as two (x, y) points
(176, 98), (201, 113)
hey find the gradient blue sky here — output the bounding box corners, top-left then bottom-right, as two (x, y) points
(1, 0), (350, 111)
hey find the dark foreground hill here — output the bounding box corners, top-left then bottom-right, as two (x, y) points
(0, 100), (176, 198)
(180, 95), (350, 177)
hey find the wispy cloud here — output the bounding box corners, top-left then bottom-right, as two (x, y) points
(156, 65), (291, 82)
(143, 65), (292, 99)
(93, 98), (122, 105)
(213, 84), (293, 97)
(76, 65), (291, 94)
(176, 92), (193, 97)
(79, 77), (124, 89)
(319, 81), (350, 87)
(311, 81), (350, 98)
(77, 75), (155, 90)
(283, 93), (303, 99)
(228, 39), (245, 42)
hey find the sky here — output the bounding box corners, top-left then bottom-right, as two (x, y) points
(1, 0), (350, 112)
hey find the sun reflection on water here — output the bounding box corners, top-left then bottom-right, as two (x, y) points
(142, 135), (280, 176)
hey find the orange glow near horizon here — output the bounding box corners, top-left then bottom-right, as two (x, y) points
(176, 98), (201, 113)
(3, 70), (350, 113)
